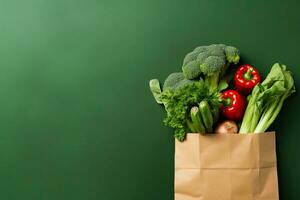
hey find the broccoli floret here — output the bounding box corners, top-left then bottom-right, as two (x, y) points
(200, 56), (225, 76)
(182, 60), (201, 80)
(175, 79), (197, 90)
(181, 44), (240, 93)
(225, 46), (240, 64)
(163, 72), (185, 91)
(183, 51), (199, 66)
(194, 45), (208, 52)
(206, 44), (225, 57)
(182, 46), (209, 77)
(163, 72), (197, 91)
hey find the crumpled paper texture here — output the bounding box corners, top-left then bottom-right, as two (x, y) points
(175, 132), (279, 200)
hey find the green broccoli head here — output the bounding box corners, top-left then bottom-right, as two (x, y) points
(163, 72), (185, 91)
(182, 44), (240, 94)
(163, 72), (196, 91)
(182, 44), (240, 80)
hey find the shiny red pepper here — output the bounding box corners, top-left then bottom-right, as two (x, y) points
(221, 90), (246, 121)
(234, 64), (261, 95)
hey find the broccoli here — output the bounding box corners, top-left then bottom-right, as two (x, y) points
(224, 46), (240, 64)
(182, 60), (201, 80)
(163, 72), (185, 91)
(163, 72), (196, 91)
(182, 44), (240, 94)
(175, 79), (197, 90)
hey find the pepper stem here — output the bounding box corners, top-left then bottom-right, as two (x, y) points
(244, 68), (253, 80)
(223, 98), (232, 107)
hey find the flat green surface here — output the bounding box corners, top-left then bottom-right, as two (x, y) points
(0, 0), (299, 199)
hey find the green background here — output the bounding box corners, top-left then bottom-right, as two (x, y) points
(0, 0), (299, 199)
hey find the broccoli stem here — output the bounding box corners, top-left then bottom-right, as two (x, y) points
(205, 73), (220, 95)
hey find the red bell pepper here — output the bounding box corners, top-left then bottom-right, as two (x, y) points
(234, 64), (261, 95)
(221, 90), (246, 121)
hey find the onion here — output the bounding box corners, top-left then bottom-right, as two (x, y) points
(215, 120), (238, 134)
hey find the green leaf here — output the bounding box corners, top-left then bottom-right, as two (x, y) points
(149, 79), (163, 104)
(217, 79), (229, 92)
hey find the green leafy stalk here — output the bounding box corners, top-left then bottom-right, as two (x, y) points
(254, 67), (295, 133)
(253, 98), (280, 133)
(239, 85), (262, 133)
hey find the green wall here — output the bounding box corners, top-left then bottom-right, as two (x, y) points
(0, 0), (299, 199)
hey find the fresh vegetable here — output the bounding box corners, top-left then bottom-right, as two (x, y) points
(159, 80), (220, 141)
(215, 120), (238, 134)
(149, 78), (219, 141)
(149, 44), (241, 141)
(182, 44), (240, 94)
(199, 100), (214, 133)
(163, 72), (185, 91)
(150, 42), (296, 139)
(239, 63), (296, 133)
(210, 101), (220, 123)
(221, 90), (246, 121)
(234, 64), (261, 95)
(188, 106), (206, 133)
(174, 79), (198, 91)
(162, 72), (197, 92)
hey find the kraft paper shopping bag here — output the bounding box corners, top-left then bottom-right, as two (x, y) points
(175, 132), (279, 200)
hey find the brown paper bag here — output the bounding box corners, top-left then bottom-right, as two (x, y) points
(175, 132), (279, 200)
